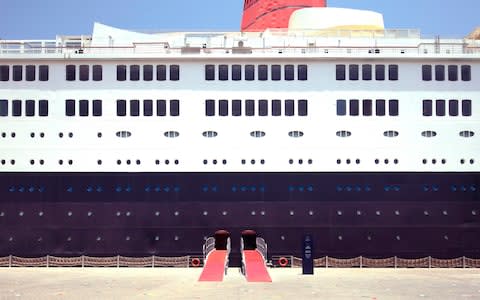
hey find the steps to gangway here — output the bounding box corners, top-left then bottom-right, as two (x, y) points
(198, 230), (231, 282)
(241, 230), (272, 282)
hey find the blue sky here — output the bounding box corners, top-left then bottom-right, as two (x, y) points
(1, 0), (478, 39)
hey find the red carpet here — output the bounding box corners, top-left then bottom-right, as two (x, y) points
(243, 250), (272, 282)
(198, 250), (228, 282)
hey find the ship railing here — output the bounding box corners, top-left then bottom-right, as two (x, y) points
(256, 237), (268, 261)
(202, 237), (216, 261)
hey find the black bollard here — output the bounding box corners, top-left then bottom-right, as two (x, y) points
(302, 234), (314, 275)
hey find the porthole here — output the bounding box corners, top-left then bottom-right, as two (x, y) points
(164, 131), (180, 138)
(459, 131), (475, 138)
(203, 131), (218, 138)
(116, 131), (132, 138)
(250, 131), (266, 138)
(336, 130), (352, 138)
(384, 130), (399, 138)
(421, 131), (437, 138)
(288, 131), (304, 138)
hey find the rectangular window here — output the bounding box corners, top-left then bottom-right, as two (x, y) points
(0, 100), (8, 116)
(143, 100), (153, 116)
(298, 64), (308, 81)
(349, 99), (359, 116)
(449, 99), (459, 116)
(232, 64), (242, 81)
(26, 100), (35, 116)
(205, 64), (215, 81)
(219, 99), (229, 116)
(362, 64), (372, 81)
(376, 99), (386, 116)
(349, 64), (359, 81)
(435, 65), (445, 81)
(258, 65), (268, 81)
(389, 100), (399, 116)
(130, 100), (140, 116)
(92, 65), (102, 81)
(219, 65), (228, 81)
(436, 99), (446, 116)
(284, 65), (294, 81)
(298, 100), (308, 116)
(12, 100), (22, 116)
(423, 100), (433, 116)
(448, 65), (458, 81)
(13, 65), (23, 81)
(389, 65), (399, 81)
(117, 65), (127, 81)
(130, 65), (140, 81)
(462, 100), (472, 117)
(259, 99), (268, 116)
(271, 65), (281, 81)
(461, 65), (471, 81)
(79, 65), (89, 81)
(39, 65), (49, 81)
(363, 99), (372, 116)
(157, 65), (166, 81)
(245, 65), (255, 81)
(336, 64), (346, 80)
(375, 65), (385, 81)
(65, 100), (75, 116)
(93, 100), (102, 117)
(422, 65), (432, 81)
(246, 100), (255, 116)
(66, 65), (76, 81)
(206, 100), (215, 116)
(272, 100), (281, 116)
(0, 65), (9, 81)
(26, 65), (35, 81)
(285, 99), (295, 116)
(117, 100), (127, 116)
(79, 99), (89, 117)
(170, 65), (180, 81)
(143, 65), (153, 81)
(232, 100), (242, 116)
(156, 100), (166, 116)
(170, 100), (179, 116)
(39, 100), (48, 117)
(337, 100), (346, 116)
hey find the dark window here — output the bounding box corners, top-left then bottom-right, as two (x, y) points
(232, 100), (242, 116)
(79, 100), (89, 116)
(285, 100), (295, 116)
(298, 100), (308, 116)
(13, 65), (22, 81)
(423, 100), (433, 116)
(143, 100), (153, 116)
(362, 64), (372, 80)
(130, 65), (140, 81)
(349, 99), (359, 116)
(143, 65), (153, 81)
(66, 65), (76, 81)
(448, 65), (458, 81)
(206, 100), (215, 116)
(389, 100), (399, 116)
(219, 65), (228, 81)
(375, 65), (385, 81)
(246, 100), (255, 116)
(336, 64), (346, 80)
(245, 65), (255, 81)
(461, 65), (471, 81)
(435, 65), (445, 81)
(130, 100), (140, 116)
(284, 65), (294, 81)
(449, 100), (459, 116)
(205, 64), (215, 80)
(462, 100), (472, 116)
(219, 100), (228, 116)
(93, 100), (102, 117)
(25, 100), (35, 116)
(12, 100), (21, 116)
(170, 65), (180, 81)
(79, 65), (89, 81)
(436, 100), (446, 116)
(422, 65), (432, 81)
(337, 100), (346, 116)
(232, 64), (242, 81)
(92, 65), (102, 81)
(117, 100), (127, 116)
(39, 100), (48, 117)
(65, 99), (75, 116)
(376, 99), (386, 116)
(389, 65), (399, 81)
(271, 64), (281, 81)
(272, 100), (281, 116)
(26, 65), (35, 81)
(349, 64), (359, 80)
(170, 100), (179, 116)
(258, 65), (268, 81)
(259, 99), (268, 116)
(0, 65), (9, 81)
(156, 100), (166, 116)
(156, 65), (166, 81)
(298, 64), (308, 81)
(0, 100), (8, 116)
(363, 99), (372, 116)
(117, 65), (127, 81)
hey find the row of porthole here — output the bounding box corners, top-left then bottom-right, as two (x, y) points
(336, 159), (399, 165)
(336, 130), (475, 138)
(8, 186), (46, 193)
(335, 210), (477, 216)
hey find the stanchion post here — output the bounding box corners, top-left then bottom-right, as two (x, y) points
(394, 256), (397, 269)
(9, 255), (12, 268)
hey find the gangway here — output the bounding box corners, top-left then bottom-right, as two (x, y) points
(241, 230), (272, 282)
(198, 230), (231, 282)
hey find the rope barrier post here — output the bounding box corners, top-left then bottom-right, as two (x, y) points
(81, 255), (84, 268)
(326, 256), (328, 269)
(117, 255), (120, 268)
(360, 256), (363, 269)
(428, 256), (431, 269)
(394, 256), (397, 269)
(46, 255), (49, 268)
(463, 256), (466, 269)
(152, 256), (155, 268)
(9, 255), (12, 268)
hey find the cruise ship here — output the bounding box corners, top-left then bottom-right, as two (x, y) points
(0, 0), (479, 266)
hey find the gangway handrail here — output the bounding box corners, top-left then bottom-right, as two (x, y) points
(256, 237), (268, 261)
(202, 237), (215, 261)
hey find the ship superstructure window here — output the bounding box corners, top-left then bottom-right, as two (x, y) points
(435, 65), (445, 81)
(389, 65), (399, 80)
(143, 100), (153, 116)
(65, 65), (102, 81)
(13, 65), (22, 81)
(362, 64), (372, 80)
(375, 65), (385, 80)
(12, 100), (21, 116)
(231, 64), (242, 81)
(170, 65), (180, 81)
(0, 65), (9, 81)
(448, 65), (458, 81)
(117, 65), (127, 81)
(219, 65), (228, 81)
(271, 65), (281, 80)
(156, 65), (166, 81)
(79, 65), (89, 81)
(205, 64), (307, 81)
(26, 65), (35, 81)
(0, 100), (7, 117)
(349, 64), (359, 80)
(338, 99), (399, 116)
(65, 100), (102, 117)
(143, 65), (153, 81)
(130, 65), (140, 81)
(39, 65), (49, 81)
(117, 64), (179, 81)
(205, 64), (215, 81)
(336, 65), (346, 80)
(0, 99), (49, 117)
(422, 65), (432, 81)
(66, 65), (75, 81)
(298, 64), (308, 81)
(258, 65), (268, 81)
(285, 64), (294, 81)
(205, 99), (308, 117)
(92, 65), (102, 81)
(423, 99), (472, 117)
(461, 65), (471, 81)
(25, 100), (35, 116)
(337, 64), (397, 81)
(245, 65), (255, 81)
(117, 99), (179, 116)
(423, 64), (471, 81)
